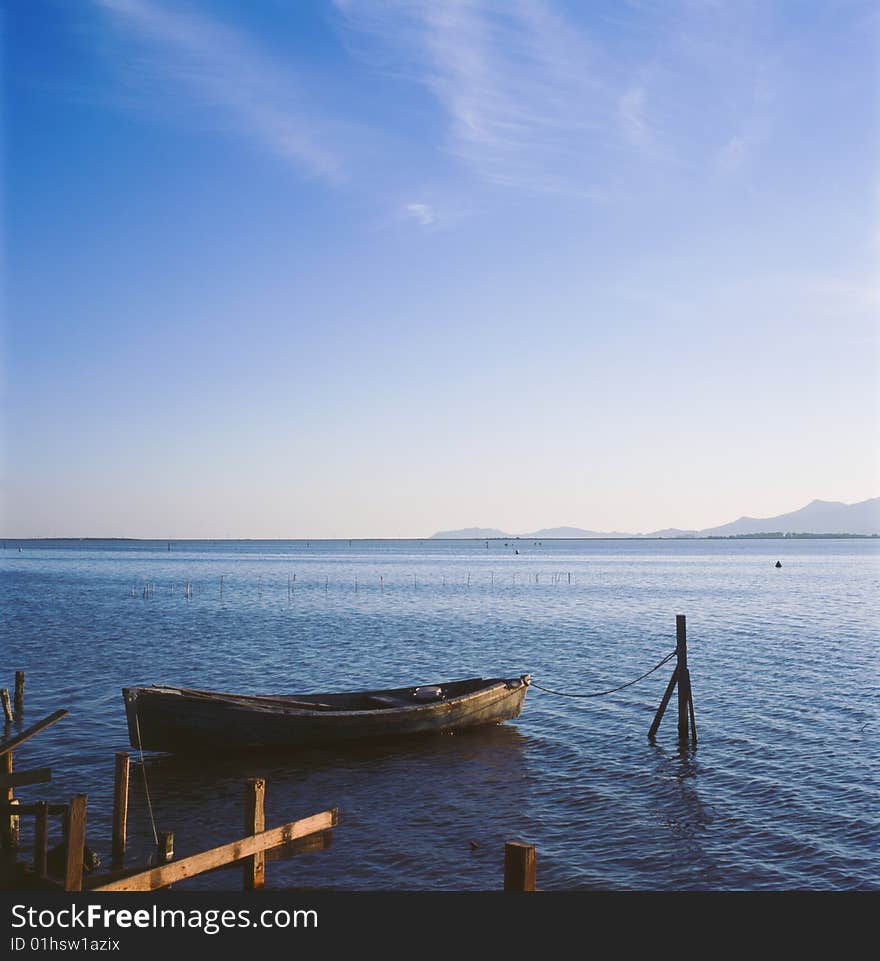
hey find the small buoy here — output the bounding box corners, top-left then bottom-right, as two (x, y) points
(775, 561), (782, 568)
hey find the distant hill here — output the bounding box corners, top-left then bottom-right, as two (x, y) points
(699, 498), (880, 536)
(429, 497), (880, 539)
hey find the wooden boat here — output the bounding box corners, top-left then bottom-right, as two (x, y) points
(122, 675), (531, 752)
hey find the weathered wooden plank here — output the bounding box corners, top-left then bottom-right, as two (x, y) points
(93, 808), (338, 891)
(34, 800), (48, 877)
(0, 690), (12, 724)
(243, 777), (266, 890)
(0, 767), (52, 789)
(0, 710), (68, 758)
(64, 795), (87, 892)
(265, 830), (332, 860)
(0, 802), (67, 816)
(111, 753), (129, 867)
(504, 841), (536, 892)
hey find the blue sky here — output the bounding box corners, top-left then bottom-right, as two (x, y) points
(3, 0), (878, 537)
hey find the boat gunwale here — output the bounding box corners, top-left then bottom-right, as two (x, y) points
(124, 676), (529, 720)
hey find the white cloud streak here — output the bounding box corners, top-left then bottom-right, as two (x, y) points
(335, 0), (615, 196)
(94, 0), (343, 181)
(404, 202), (436, 226)
(334, 0), (781, 196)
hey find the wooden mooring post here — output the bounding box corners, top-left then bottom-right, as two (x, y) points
(504, 841), (536, 892)
(243, 777), (266, 890)
(33, 800), (49, 878)
(111, 752), (130, 867)
(1, 751), (19, 849)
(14, 672), (25, 718)
(1, 690), (12, 724)
(64, 794), (87, 892)
(157, 831), (174, 865)
(648, 614), (697, 742)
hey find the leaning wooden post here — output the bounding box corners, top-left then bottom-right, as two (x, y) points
(34, 800), (49, 877)
(0, 690), (12, 724)
(504, 841), (536, 892)
(243, 777), (266, 890)
(64, 795), (87, 892)
(14, 672), (24, 718)
(648, 666), (678, 740)
(111, 753), (130, 867)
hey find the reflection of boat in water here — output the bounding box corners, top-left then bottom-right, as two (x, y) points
(123, 675), (531, 753)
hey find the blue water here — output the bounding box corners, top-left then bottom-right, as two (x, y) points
(1, 538), (878, 890)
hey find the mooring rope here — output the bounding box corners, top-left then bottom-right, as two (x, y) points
(133, 709), (159, 846)
(530, 649), (677, 698)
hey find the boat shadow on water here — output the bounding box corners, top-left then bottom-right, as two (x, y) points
(135, 721), (532, 787)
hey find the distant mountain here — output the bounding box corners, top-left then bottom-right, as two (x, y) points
(699, 498), (880, 536)
(429, 497), (880, 539)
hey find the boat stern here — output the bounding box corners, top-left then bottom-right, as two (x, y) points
(121, 688), (142, 750)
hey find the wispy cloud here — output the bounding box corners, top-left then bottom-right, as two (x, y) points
(334, 0), (617, 196)
(94, 0), (344, 181)
(334, 0), (780, 196)
(618, 85), (652, 150)
(404, 202), (436, 227)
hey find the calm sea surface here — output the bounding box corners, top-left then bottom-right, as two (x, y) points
(1, 538), (878, 891)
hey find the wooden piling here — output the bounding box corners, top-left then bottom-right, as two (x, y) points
(1, 690), (12, 724)
(243, 777), (266, 890)
(111, 752), (130, 867)
(64, 795), (87, 892)
(504, 841), (536, 892)
(7, 799), (20, 848)
(1, 752), (17, 849)
(33, 800), (48, 877)
(676, 615), (689, 739)
(157, 831), (174, 865)
(14, 672), (24, 717)
(648, 615), (696, 742)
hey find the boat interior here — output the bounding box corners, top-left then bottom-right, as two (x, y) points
(151, 677), (505, 713)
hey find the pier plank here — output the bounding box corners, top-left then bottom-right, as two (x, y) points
(0, 710), (68, 758)
(94, 808), (338, 891)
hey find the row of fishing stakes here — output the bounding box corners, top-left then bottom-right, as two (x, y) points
(129, 572), (583, 600)
(131, 581), (194, 598)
